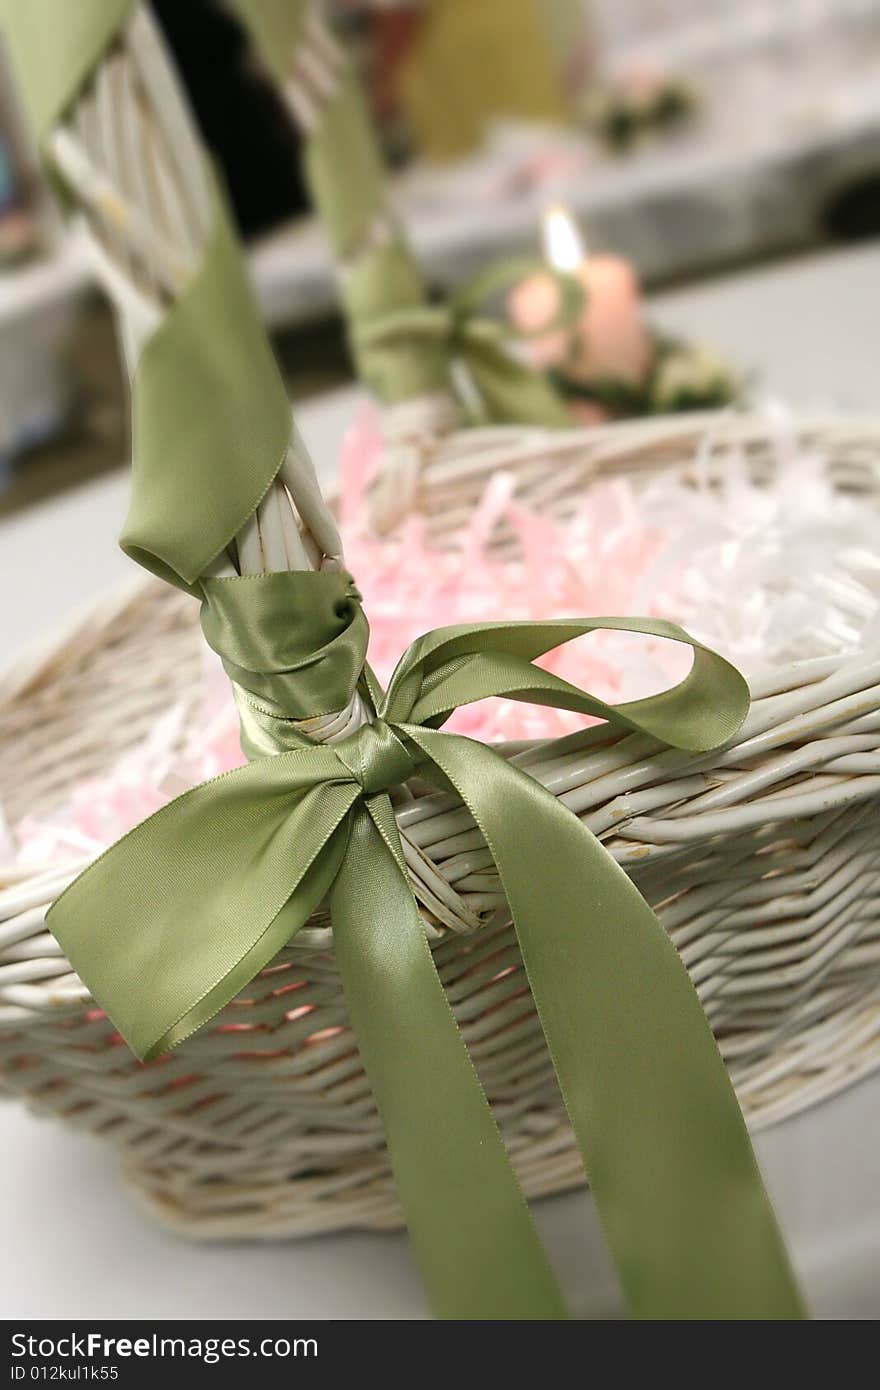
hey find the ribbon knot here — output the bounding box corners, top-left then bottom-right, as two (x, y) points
(336, 718), (416, 794)
(350, 257), (585, 427)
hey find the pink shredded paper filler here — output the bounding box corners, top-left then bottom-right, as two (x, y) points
(20, 403), (877, 864)
(13, 407), (684, 863)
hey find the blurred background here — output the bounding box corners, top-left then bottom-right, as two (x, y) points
(2, 0), (880, 513)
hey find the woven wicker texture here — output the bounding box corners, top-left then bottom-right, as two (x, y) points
(2, 3), (879, 1240)
(2, 415), (880, 1238)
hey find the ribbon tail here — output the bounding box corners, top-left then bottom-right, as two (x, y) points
(329, 798), (568, 1320)
(463, 340), (572, 428)
(408, 726), (806, 1320)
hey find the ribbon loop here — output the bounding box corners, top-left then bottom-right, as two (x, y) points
(350, 259), (582, 428)
(336, 719), (416, 794)
(354, 260), (583, 363)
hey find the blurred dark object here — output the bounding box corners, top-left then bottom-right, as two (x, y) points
(0, 135), (40, 266)
(0, 207), (40, 266)
(584, 73), (698, 154)
(0, 296), (126, 511)
(152, 0), (308, 238)
(823, 174), (880, 243)
(367, 9), (425, 126)
(326, 3), (427, 165)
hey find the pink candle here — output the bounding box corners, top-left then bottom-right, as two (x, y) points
(509, 206), (652, 389)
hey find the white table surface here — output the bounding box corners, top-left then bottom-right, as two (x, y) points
(2, 243), (880, 1319)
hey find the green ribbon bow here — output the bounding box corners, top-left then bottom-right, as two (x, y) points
(49, 569), (804, 1320)
(352, 256), (581, 427)
(233, 0), (574, 425)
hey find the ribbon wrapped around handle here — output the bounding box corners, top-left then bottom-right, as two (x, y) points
(233, 0), (575, 424)
(49, 571), (805, 1320)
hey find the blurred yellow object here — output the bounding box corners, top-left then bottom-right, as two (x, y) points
(399, 0), (570, 160)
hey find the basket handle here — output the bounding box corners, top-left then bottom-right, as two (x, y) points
(237, 0), (463, 535)
(236, 0), (458, 420)
(236, 2), (576, 528)
(4, 0), (370, 735)
(7, 8), (349, 561)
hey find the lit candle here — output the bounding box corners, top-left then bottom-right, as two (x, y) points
(509, 205), (652, 391)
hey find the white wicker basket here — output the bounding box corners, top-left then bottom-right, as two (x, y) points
(2, 410), (880, 1238)
(1, 4), (879, 1242)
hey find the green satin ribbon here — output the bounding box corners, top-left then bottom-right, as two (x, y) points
(0, 0), (132, 142)
(235, 0), (455, 405)
(1, 0), (293, 595)
(352, 257), (582, 427)
(49, 569), (804, 1320)
(3, 0), (569, 431)
(235, 0), (572, 425)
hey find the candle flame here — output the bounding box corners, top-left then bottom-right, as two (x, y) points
(542, 204), (586, 272)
